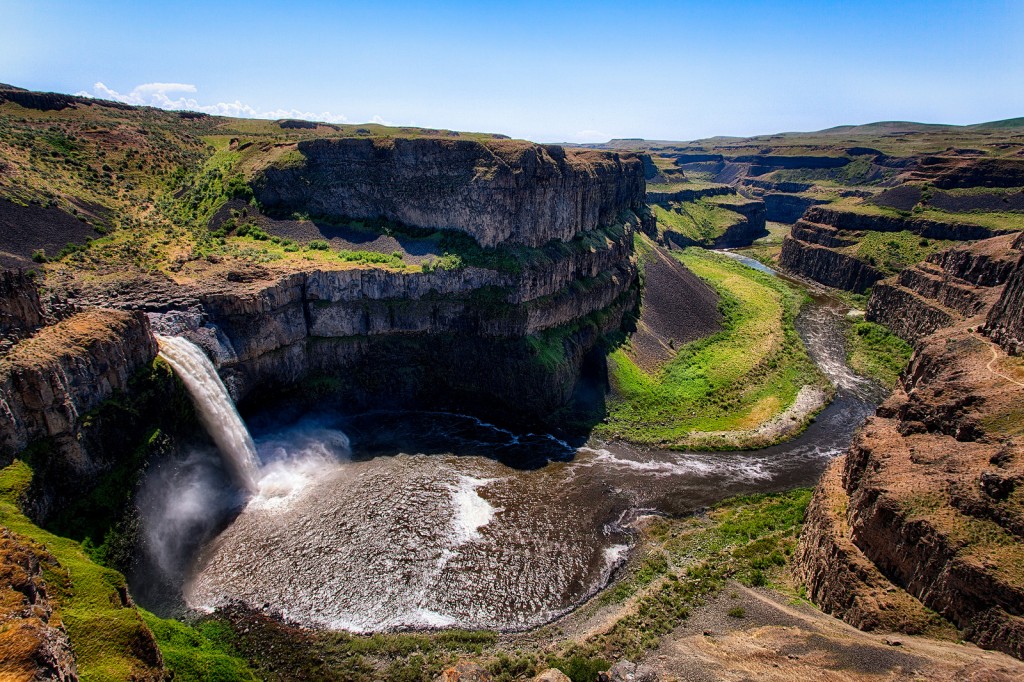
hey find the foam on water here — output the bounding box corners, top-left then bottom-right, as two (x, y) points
(574, 447), (774, 481)
(449, 475), (501, 545)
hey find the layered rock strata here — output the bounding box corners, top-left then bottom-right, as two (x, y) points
(0, 307), (156, 465)
(251, 138), (646, 248)
(867, 234), (1021, 343)
(144, 220), (640, 420)
(780, 205), (1019, 293)
(797, 234), (1024, 659)
(986, 234), (1024, 355)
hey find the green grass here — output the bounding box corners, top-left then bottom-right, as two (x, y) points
(848, 230), (955, 275)
(652, 200), (743, 244)
(598, 248), (825, 448)
(568, 489), (812, 661)
(830, 197), (1024, 232)
(846, 320), (913, 388)
(0, 460), (161, 681)
(140, 613), (258, 681)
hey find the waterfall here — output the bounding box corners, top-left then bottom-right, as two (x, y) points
(155, 335), (261, 493)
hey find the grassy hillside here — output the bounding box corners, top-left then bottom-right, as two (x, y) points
(598, 249), (826, 448)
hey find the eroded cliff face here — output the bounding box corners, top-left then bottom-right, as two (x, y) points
(779, 228), (883, 293)
(986, 235), (1024, 355)
(867, 234), (1021, 343)
(797, 233), (1024, 659)
(0, 308), (156, 466)
(251, 137), (647, 248)
(779, 204), (1018, 293)
(143, 217), (640, 421)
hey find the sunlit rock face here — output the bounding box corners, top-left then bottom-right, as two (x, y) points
(251, 137), (647, 248)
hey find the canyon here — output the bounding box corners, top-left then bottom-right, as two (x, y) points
(1, 84), (1024, 682)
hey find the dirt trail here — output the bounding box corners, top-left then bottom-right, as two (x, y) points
(987, 343), (1024, 387)
(648, 583), (1024, 681)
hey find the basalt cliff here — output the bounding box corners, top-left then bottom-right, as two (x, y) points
(796, 234), (1024, 658)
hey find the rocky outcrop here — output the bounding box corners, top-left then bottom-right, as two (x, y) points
(781, 203), (1020, 293)
(251, 138), (646, 248)
(868, 234), (1022, 343)
(0, 309), (157, 465)
(799, 325), (1024, 657)
(0, 271), (44, 345)
(779, 236), (883, 293)
(798, 231), (1024, 658)
(795, 461), (944, 634)
(0, 529), (77, 681)
(986, 252), (1024, 355)
(804, 206), (1013, 241)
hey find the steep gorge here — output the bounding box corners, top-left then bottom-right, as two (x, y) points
(796, 235), (1024, 658)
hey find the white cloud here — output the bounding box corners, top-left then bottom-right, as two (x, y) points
(76, 82), (349, 124)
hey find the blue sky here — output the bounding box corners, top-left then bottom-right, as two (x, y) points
(3, 0), (1022, 142)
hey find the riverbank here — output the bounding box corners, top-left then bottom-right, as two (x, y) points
(598, 247), (830, 450)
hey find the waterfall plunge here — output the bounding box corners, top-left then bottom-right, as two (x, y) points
(156, 335), (261, 493)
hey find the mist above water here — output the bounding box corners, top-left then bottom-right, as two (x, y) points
(138, 285), (882, 631)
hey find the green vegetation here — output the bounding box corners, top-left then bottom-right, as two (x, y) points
(848, 230), (955, 275)
(339, 248), (405, 267)
(736, 220), (790, 267)
(1, 458), (257, 682)
(142, 614), (258, 682)
(847, 320), (913, 388)
(651, 199), (743, 244)
(564, 490), (812, 661)
(831, 196), (1024, 232)
(0, 460), (187, 681)
(599, 249), (825, 448)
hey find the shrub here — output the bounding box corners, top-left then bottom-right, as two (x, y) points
(308, 239), (330, 250)
(31, 249), (47, 263)
(727, 607), (745, 618)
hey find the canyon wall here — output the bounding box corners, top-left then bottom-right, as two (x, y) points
(798, 235), (1024, 659)
(985, 236), (1024, 355)
(779, 204), (1018, 293)
(0, 308), (156, 465)
(251, 138), (647, 248)
(779, 231), (883, 293)
(142, 218), (640, 422)
(867, 234), (1021, 343)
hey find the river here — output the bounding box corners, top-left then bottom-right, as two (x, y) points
(137, 253), (883, 632)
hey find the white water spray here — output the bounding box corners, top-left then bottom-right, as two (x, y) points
(156, 335), (261, 493)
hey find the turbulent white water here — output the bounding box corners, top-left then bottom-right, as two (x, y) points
(141, 275), (884, 632)
(156, 335), (262, 493)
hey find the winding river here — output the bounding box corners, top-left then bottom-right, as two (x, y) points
(137, 253), (884, 632)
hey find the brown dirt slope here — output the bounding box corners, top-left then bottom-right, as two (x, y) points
(651, 583), (1024, 681)
(626, 242), (721, 372)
